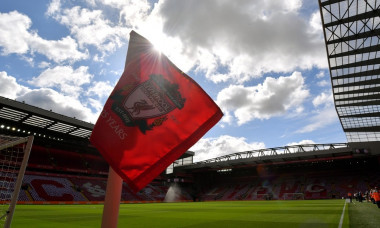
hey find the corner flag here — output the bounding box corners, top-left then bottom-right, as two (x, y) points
(90, 30), (223, 192)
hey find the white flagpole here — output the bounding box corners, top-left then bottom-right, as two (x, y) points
(101, 167), (123, 228)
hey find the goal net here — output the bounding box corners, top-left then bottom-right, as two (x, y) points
(283, 193), (305, 200)
(0, 135), (33, 228)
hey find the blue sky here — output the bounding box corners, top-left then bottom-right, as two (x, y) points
(0, 0), (347, 161)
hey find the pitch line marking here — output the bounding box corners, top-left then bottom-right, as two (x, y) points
(338, 201), (346, 228)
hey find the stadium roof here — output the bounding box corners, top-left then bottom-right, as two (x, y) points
(319, 0), (380, 143)
(0, 96), (93, 142)
(177, 143), (355, 170)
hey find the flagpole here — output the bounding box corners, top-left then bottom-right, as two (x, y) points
(101, 166), (123, 228)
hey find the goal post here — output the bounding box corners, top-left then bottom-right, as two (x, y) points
(283, 193), (305, 200)
(0, 135), (33, 228)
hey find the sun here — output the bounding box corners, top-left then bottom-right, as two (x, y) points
(138, 19), (176, 56)
(139, 28), (185, 68)
(150, 36), (171, 55)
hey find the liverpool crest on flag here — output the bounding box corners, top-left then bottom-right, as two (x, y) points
(110, 74), (185, 134)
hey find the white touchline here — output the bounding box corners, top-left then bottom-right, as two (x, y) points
(338, 201), (346, 228)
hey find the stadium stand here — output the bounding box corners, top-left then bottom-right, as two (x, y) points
(28, 145), (54, 170)
(1, 73), (380, 205)
(0, 131), (375, 204)
(24, 174), (87, 201)
(17, 154), (379, 203)
(83, 154), (109, 174)
(17, 172), (174, 202)
(49, 148), (86, 172)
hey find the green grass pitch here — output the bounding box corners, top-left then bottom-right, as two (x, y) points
(11, 200), (348, 228)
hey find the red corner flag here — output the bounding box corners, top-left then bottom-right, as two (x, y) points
(90, 31), (223, 192)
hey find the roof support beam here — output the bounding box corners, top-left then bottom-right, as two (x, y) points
(333, 78), (380, 88)
(326, 29), (380, 45)
(331, 69), (380, 80)
(330, 58), (380, 70)
(336, 100), (380, 107)
(324, 9), (380, 27)
(335, 93), (380, 101)
(329, 44), (380, 58)
(334, 86), (380, 95)
(320, 0), (345, 7)
(344, 126), (380, 132)
(340, 112), (380, 118)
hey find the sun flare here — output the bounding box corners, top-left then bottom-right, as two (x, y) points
(150, 36), (171, 55)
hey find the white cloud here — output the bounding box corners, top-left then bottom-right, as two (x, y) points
(285, 139), (317, 153)
(97, 0), (151, 28)
(309, 11), (323, 35)
(0, 71), (30, 99)
(190, 135), (265, 162)
(296, 91), (337, 133)
(312, 91), (333, 108)
(0, 11), (31, 54)
(17, 88), (98, 123)
(38, 61), (51, 68)
(42, 0), (327, 83)
(87, 98), (103, 113)
(316, 70), (325, 78)
(0, 11), (87, 63)
(86, 81), (114, 98)
(296, 106), (338, 133)
(287, 139), (316, 146)
(49, 5), (130, 53)
(148, 0), (327, 83)
(318, 80), (329, 87)
(0, 70), (99, 123)
(28, 66), (93, 97)
(30, 35), (88, 63)
(217, 72), (309, 125)
(46, 0), (61, 16)
(85, 0), (97, 7)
